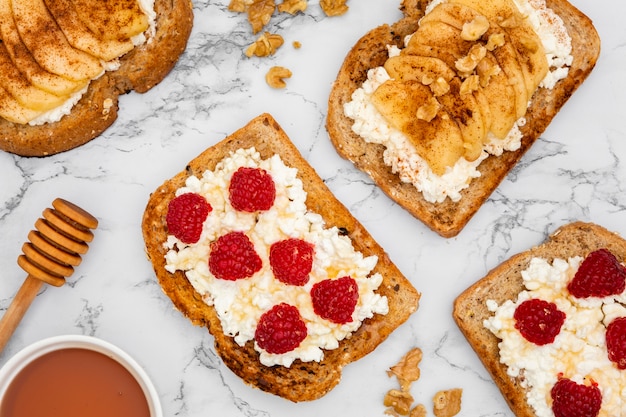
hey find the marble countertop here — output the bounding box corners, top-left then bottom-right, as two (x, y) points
(1, 0), (624, 415)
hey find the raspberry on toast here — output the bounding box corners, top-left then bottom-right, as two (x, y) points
(0, 0), (193, 157)
(453, 222), (626, 417)
(325, 0), (601, 237)
(141, 113), (420, 401)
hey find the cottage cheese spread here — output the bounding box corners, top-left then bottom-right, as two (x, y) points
(164, 148), (389, 367)
(344, 0), (572, 203)
(484, 257), (626, 417)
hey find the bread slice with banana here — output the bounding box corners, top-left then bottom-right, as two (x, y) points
(326, 0), (600, 237)
(0, 0), (193, 156)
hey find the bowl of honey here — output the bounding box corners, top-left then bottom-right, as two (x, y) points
(0, 335), (162, 417)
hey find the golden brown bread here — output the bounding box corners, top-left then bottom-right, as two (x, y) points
(141, 113), (421, 401)
(453, 221), (626, 417)
(326, 0), (601, 237)
(0, 0), (193, 156)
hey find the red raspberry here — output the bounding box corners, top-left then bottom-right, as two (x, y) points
(551, 377), (602, 417)
(513, 299), (565, 346)
(166, 193), (212, 244)
(229, 167), (276, 212)
(269, 238), (314, 286)
(255, 303), (307, 354)
(311, 276), (359, 324)
(606, 316), (626, 370)
(568, 248), (626, 298)
(208, 231), (262, 280)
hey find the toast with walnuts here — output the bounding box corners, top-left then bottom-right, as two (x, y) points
(0, 0), (192, 157)
(141, 113), (420, 401)
(453, 222), (626, 417)
(326, 0), (600, 237)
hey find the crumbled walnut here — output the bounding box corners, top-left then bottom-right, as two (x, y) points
(247, 0), (276, 33)
(292, 40), (302, 49)
(455, 44), (487, 75)
(245, 32), (284, 57)
(384, 389), (414, 415)
(417, 96), (441, 122)
(320, 0), (348, 16)
(430, 77), (450, 97)
(460, 74), (480, 95)
(477, 59), (501, 87)
(228, 0), (250, 12)
(486, 32), (506, 51)
(278, 0), (307, 14)
(433, 388), (463, 417)
(387, 347), (423, 391)
(265, 66), (292, 88)
(409, 404), (427, 417)
(460, 15), (489, 41)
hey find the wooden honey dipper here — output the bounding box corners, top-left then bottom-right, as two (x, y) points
(0, 198), (98, 353)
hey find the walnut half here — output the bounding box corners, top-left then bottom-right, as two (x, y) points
(265, 66), (292, 88)
(245, 32), (285, 57)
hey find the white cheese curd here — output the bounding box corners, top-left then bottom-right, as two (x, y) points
(343, 0), (572, 203)
(484, 256), (626, 417)
(164, 148), (389, 367)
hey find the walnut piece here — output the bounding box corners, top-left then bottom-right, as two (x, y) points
(278, 0), (307, 14)
(384, 389), (414, 415)
(409, 404), (427, 417)
(460, 15), (489, 41)
(387, 347), (423, 391)
(455, 44), (487, 75)
(245, 32), (284, 57)
(432, 388), (463, 417)
(460, 74), (480, 95)
(265, 66), (292, 88)
(486, 32), (506, 51)
(320, 0), (348, 16)
(417, 96), (441, 122)
(430, 77), (450, 97)
(247, 0), (276, 33)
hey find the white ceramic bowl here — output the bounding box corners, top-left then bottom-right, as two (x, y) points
(0, 335), (162, 417)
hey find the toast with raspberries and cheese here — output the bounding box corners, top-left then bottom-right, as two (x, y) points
(0, 0), (192, 156)
(326, 0), (600, 237)
(454, 222), (626, 417)
(141, 113), (420, 401)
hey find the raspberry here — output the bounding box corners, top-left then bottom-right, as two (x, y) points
(255, 303), (307, 354)
(513, 299), (565, 346)
(166, 193), (212, 244)
(208, 231), (262, 280)
(567, 248), (626, 298)
(551, 377), (602, 417)
(311, 276), (358, 324)
(269, 238), (314, 286)
(606, 316), (626, 370)
(229, 167), (276, 212)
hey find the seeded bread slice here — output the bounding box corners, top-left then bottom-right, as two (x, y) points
(325, 0), (601, 237)
(0, 0), (193, 157)
(141, 113), (420, 401)
(453, 222), (626, 417)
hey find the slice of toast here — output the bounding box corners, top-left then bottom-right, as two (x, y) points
(326, 0), (601, 237)
(0, 0), (193, 157)
(141, 113), (420, 401)
(453, 222), (626, 417)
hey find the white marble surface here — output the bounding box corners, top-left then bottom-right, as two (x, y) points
(0, 0), (625, 415)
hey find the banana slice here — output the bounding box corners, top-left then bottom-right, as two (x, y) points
(0, 43), (69, 111)
(11, 0), (103, 82)
(71, 0), (149, 41)
(0, 0), (87, 96)
(371, 79), (466, 176)
(44, 0), (135, 61)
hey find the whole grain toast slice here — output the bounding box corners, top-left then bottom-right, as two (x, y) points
(141, 113), (420, 401)
(326, 0), (601, 238)
(0, 0), (193, 157)
(453, 222), (626, 417)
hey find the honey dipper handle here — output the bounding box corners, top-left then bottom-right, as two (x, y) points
(0, 276), (44, 353)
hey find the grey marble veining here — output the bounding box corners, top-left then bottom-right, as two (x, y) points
(1, 0), (625, 416)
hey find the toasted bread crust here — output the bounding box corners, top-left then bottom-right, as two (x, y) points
(141, 113), (420, 401)
(453, 222), (626, 417)
(0, 0), (193, 157)
(326, 0), (600, 237)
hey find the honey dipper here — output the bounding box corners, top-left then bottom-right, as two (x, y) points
(0, 198), (98, 353)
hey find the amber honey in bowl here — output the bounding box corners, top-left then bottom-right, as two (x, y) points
(0, 335), (161, 417)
